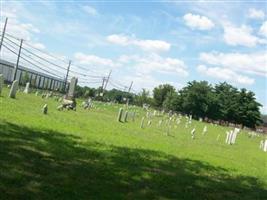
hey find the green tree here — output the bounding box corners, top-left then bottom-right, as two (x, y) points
(178, 81), (213, 119)
(134, 89), (152, 106)
(236, 89), (262, 128)
(215, 82), (239, 124)
(153, 84), (175, 108)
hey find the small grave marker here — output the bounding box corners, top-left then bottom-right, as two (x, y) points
(23, 82), (30, 94)
(117, 108), (123, 122)
(9, 80), (18, 98)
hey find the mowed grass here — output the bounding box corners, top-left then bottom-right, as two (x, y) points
(0, 86), (266, 200)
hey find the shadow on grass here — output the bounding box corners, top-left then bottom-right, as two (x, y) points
(0, 121), (266, 200)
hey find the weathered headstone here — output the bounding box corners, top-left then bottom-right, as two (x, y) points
(68, 77), (78, 97)
(123, 111), (128, 122)
(9, 80), (19, 98)
(23, 82), (30, 94)
(202, 125), (207, 135)
(0, 74), (3, 95)
(263, 140), (267, 152)
(117, 108), (123, 122)
(42, 104), (48, 114)
(132, 111), (136, 122)
(140, 117), (145, 128)
(191, 128), (196, 139)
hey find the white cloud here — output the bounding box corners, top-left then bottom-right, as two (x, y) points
(119, 54), (188, 77)
(74, 52), (116, 68)
(1, 10), (44, 47)
(259, 21), (267, 37)
(223, 23), (266, 47)
(200, 51), (267, 77)
(248, 8), (265, 20)
(197, 65), (255, 85)
(120, 74), (183, 92)
(106, 34), (171, 52)
(82, 5), (98, 16)
(183, 13), (214, 30)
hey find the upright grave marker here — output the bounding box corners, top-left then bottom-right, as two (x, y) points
(43, 104), (48, 114)
(140, 117), (145, 128)
(0, 74), (3, 95)
(68, 77), (78, 97)
(23, 82), (30, 94)
(117, 108), (123, 122)
(9, 80), (18, 98)
(123, 111), (128, 122)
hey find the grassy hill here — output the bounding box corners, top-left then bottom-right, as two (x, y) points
(0, 86), (266, 200)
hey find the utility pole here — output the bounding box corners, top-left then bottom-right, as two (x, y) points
(126, 81), (133, 107)
(13, 39), (23, 81)
(0, 17), (8, 52)
(103, 70), (112, 91)
(100, 77), (105, 96)
(64, 60), (71, 93)
(128, 81), (133, 93)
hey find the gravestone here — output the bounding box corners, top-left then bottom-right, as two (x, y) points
(43, 104), (48, 114)
(191, 128), (196, 139)
(0, 74), (3, 95)
(9, 80), (19, 98)
(140, 117), (145, 128)
(202, 126), (207, 135)
(68, 77), (78, 97)
(123, 111), (128, 122)
(132, 112), (136, 122)
(23, 82), (30, 94)
(117, 108), (123, 122)
(263, 140), (267, 152)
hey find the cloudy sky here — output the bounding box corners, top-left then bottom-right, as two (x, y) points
(0, 1), (266, 113)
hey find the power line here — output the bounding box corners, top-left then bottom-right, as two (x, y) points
(4, 33), (106, 78)
(3, 40), (66, 77)
(2, 43), (63, 79)
(4, 35), (103, 79)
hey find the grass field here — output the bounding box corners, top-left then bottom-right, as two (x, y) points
(0, 86), (266, 200)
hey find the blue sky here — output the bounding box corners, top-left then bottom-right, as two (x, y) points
(0, 0), (266, 113)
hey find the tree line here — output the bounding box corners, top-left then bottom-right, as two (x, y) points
(75, 81), (262, 129)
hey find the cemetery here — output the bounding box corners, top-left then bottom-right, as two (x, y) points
(0, 1), (267, 199)
(0, 81), (266, 200)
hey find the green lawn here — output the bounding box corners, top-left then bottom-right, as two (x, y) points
(0, 86), (266, 200)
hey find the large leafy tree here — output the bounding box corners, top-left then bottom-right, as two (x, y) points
(153, 84), (175, 108)
(236, 89), (262, 128)
(178, 81), (213, 119)
(134, 89), (152, 106)
(214, 82), (240, 124)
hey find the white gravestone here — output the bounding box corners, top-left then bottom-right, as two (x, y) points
(191, 128), (196, 139)
(9, 80), (19, 98)
(43, 104), (48, 114)
(23, 82), (30, 94)
(202, 126), (207, 135)
(263, 140), (267, 152)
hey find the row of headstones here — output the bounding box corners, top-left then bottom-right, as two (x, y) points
(225, 128), (240, 145)
(0, 75), (78, 98)
(117, 108), (136, 123)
